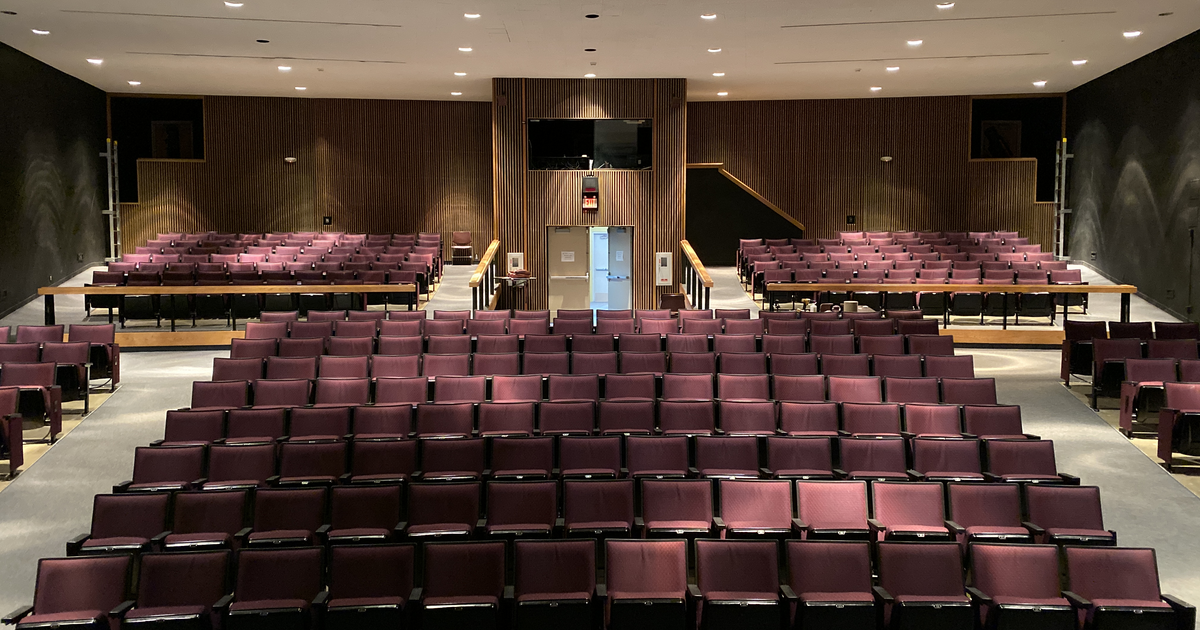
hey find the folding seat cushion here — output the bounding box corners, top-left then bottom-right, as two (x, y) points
(604, 373), (656, 400)
(660, 373), (713, 401)
(718, 400), (776, 435)
(213, 357), (265, 382)
(604, 539), (692, 627)
(693, 435), (759, 478)
(117, 445), (206, 492)
(404, 482), (483, 538)
(264, 356), (317, 380)
(163, 489), (249, 549)
(1062, 546), (1191, 627)
(324, 543), (415, 627)
(984, 439), (1076, 484)
(625, 435), (689, 478)
(598, 400), (656, 435)
(640, 479), (716, 536)
(420, 438), (486, 481)
(837, 436), (908, 480)
(945, 483), (1031, 545)
(277, 440), (347, 485)
(883, 377), (940, 404)
(793, 480), (869, 539)
(123, 550), (231, 630)
(417, 541), (506, 625)
(484, 480), (558, 536)
(1025, 484), (1115, 545)
(941, 378), (997, 404)
(227, 548), (324, 626)
(202, 443), (279, 490)
(347, 439), (417, 484)
(560, 479), (635, 537)
(909, 438), (983, 482)
(923, 355), (975, 378)
(962, 405), (1035, 440)
(67, 493), (171, 555)
(7, 555), (134, 630)
(1118, 358), (1178, 434)
(876, 542), (972, 629)
(827, 376), (882, 403)
(245, 487), (328, 546)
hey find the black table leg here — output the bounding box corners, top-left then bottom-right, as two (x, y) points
(1121, 293), (1131, 322)
(44, 294), (55, 325)
(1002, 293), (1009, 330)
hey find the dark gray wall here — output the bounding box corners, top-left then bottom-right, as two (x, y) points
(1067, 29), (1200, 320)
(0, 41), (107, 316)
(685, 168), (805, 266)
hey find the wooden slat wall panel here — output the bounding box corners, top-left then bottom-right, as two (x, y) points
(494, 78), (687, 309)
(123, 96), (493, 256)
(687, 96), (1052, 247)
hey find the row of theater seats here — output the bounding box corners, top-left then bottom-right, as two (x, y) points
(191, 374), (998, 413)
(136, 230), (442, 252)
(17, 539), (1188, 630)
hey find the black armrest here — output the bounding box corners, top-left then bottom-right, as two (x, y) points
(873, 586), (894, 604)
(316, 524), (330, 535)
(712, 517), (726, 531)
(110, 600), (135, 618)
(1022, 521), (1045, 536)
(394, 521), (408, 534)
(687, 584), (702, 601)
(1163, 593), (1195, 630)
(944, 520), (965, 535)
(687, 467), (700, 477)
(837, 430), (851, 437)
(619, 467), (629, 477)
(832, 468), (848, 478)
(113, 480), (132, 493)
(503, 586), (514, 602)
(555, 517), (565, 531)
(66, 533), (90, 556)
(338, 473), (351, 483)
(312, 591), (329, 608)
(791, 518), (808, 532)
(867, 518), (885, 532)
(1062, 591), (1091, 608)
(900, 431), (916, 440)
(961, 432), (978, 439)
(595, 584), (607, 600)
(213, 594), (234, 612)
(410, 587), (423, 605)
(759, 467), (774, 477)
(780, 585), (799, 601)
(149, 440), (164, 447)
(3, 605), (34, 624)
(966, 587), (992, 605)
(634, 517), (645, 531)
(1024, 433), (1042, 440)
(475, 518), (487, 532)
(906, 469), (924, 480)
(192, 478), (208, 487)
(151, 530), (171, 546)
(235, 527), (253, 540)
(983, 472), (1000, 482)
(266, 475), (280, 485)
(1059, 473), (1081, 485)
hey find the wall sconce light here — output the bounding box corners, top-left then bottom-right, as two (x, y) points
(284, 157), (298, 164)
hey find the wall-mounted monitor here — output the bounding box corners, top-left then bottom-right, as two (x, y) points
(528, 119), (652, 170)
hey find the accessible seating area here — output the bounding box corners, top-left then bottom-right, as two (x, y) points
(89, 232), (443, 326)
(739, 231), (1079, 322)
(6, 309), (1191, 630)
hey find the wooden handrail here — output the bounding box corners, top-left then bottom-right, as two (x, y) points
(40, 284), (415, 296)
(764, 283), (1136, 294)
(469, 240), (502, 288)
(680, 240), (713, 288)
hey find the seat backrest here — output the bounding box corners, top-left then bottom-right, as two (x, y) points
(838, 436), (906, 474)
(903, 403), (962, 436)
(1025, 484), (1105, 530)
(794, 480), (867, 529)
(695, 539), (779, 597)
(328, 543), (414, 600)
(878, 542), (965, 598)
(424, 541), (506, 599)
(514, 540), (596, 599)
(717, 478), (792, 527)
(1166, 381), (1200, 409)
(605, 539), (687, 597)
(235, 548), (323, 602)
(946, 482), (1022, 528)
(252, 487), (328, 532)
(986, 439), (1059, 476)
(962, 404), (1024, 438)
(171, 489), (248, 535)
(786, 540), (872, 597)
(33, 555), (133, 615)
(1065, 547), (1163, 604)
(871, 481), (946, 528)
(136, 550), (230, 608)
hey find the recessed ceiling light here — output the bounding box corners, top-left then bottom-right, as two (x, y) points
(454, 72), (467, 76)
(870, 86), (883, 92)
(31, 29), (49, 35)
(278, 66), (292, 72)
(717, 92), (728, 97)
(936, 2), (955, 8)
(907, 39), (923, 47)
(712, 72), (725, 77)
(1033, 80), (1047, 88)
(224, 1), (244, 7)
(708, 48), (722, 53)
(886, 66), (900, 72)
(86, 58), (103, 65)
(700, 13), (717, 19)
(127, 81), (141, 86)
(464, 13), (480, 18)
(451, 91), (463, 96)
(458, 47), (473, 52)
(295, 86), (307, 91)
(584, 73), (597, 78)
(1124, 30), (1142, 39)
(1072, 59), (1088, 66)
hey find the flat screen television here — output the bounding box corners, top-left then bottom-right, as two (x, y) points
(528, 119), (652, 170)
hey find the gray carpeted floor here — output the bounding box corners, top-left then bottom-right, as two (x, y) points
(422, 265), (477, 314)
(0, 350), (221, 615)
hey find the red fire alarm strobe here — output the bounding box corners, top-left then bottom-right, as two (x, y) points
(582, 175), (599, 212)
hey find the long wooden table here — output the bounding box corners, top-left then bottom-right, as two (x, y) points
(764, 282), (1139, 329)
(38, 284), (418, 331)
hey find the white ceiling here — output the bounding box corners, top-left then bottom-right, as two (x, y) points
(1, 0), (1198, 101)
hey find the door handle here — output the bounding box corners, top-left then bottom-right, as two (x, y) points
(550, 274), (590, 280)
(606, 275), (629, 281)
